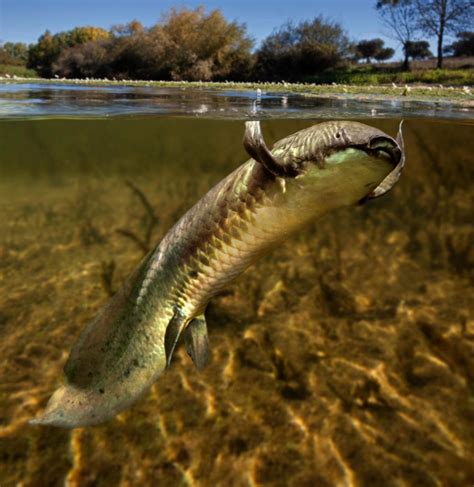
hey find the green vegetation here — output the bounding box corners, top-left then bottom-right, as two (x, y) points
(355, 39), (395, 63)
(0, 42), (36, 76)
(28, 26), (111, 77)
(253, 16), (352, 81)
(0, 42), (28, 64)
(405, 41), (433, 61)
(445, 32), (474, 57)
(0, 64), (37, 77)
(309, 66), (474, 85)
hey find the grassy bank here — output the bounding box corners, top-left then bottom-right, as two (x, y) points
(309, 57), (474, 86)
(310, 67), (474, 86)
(0, 76), (472, 104)
(0, 64), (38, 77)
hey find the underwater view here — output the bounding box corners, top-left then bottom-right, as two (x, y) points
(0, 87), (473, 486)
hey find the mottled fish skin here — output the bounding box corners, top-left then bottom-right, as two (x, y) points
(31, 120), (405, 428)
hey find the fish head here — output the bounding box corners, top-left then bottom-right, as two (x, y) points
(315, 120), (405, 203)
(244, 120), (405, 207)
(271, 120), (405, 209)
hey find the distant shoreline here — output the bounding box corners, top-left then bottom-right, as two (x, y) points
(0, 77), (472, 106)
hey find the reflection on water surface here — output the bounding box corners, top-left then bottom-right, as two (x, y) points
(0, 82), (472, 119)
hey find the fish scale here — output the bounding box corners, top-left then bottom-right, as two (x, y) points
(168, 161), (281, 314)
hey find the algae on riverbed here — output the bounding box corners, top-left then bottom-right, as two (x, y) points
(0, 118), (473, 485)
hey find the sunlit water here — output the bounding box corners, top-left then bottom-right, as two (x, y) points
(0, 82), (472, 120)
(0, 84), (473, 486)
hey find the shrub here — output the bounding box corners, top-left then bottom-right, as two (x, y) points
(254, 16), (352, 81)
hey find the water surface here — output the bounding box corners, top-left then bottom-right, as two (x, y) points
(0, 82), (472, 120)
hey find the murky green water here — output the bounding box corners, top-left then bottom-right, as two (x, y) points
(1, 114), (473, 486)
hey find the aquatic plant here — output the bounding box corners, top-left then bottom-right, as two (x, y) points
(116, 180), (159, 255)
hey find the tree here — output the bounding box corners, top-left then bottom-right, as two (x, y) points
(444, 31), (474, 55)
(356, 39), (383, 63)
(110, 20), (144, 37)
(376, 0), (421, 70)
(53, 41), (110, 78)
(355, 38), (394, 62)
(157, 7), (253, 80)
(0, 42), (29, 64)
(255, 17), (352, 81)
(28, 30), (57, 76)
(405, 40), (433, 58)
(105, 23), (160, 79)
(375, 46), (395, 60)
(28, 26), (110, 76)
(414, 0), (474, 68)
(0, 49), (14, 65)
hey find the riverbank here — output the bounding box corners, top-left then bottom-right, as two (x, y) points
(0, 64), (37, 77)
(0, 76), (473, 105)
(309, 67), (473, 87)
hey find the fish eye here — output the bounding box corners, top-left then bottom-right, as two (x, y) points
(335, 132), (341, 139)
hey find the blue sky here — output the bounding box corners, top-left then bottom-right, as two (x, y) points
(0, 0), (402, 56)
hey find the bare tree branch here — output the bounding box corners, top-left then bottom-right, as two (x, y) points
(414, 0), (474, 67)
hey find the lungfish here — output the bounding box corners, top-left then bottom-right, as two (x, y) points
(31, 120), (405, 427)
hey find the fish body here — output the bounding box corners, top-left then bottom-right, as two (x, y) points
(31, 120), (405, 427)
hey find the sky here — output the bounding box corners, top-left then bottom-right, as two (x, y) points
(0, 0), (403, 57)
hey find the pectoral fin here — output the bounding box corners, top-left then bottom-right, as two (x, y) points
(164, 309), (188, 368)
(184, 315), (210, 371)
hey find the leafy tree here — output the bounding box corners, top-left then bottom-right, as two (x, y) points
(356, 39), (383, 62)
(28, 30), (56, 75)
(0, 42), (29, 64)
(0, 49), (14, 65)
(414, 0), (474, 68)
(67, 26), (110, 45)
(28, 26), (110, 76)
(444, 31), (474, 55)
(52, 41), (110, 78)
(376, 0), (421, 70)
(374, 46), (395, 60)
(157, 7), (253, 80)
(356, 38), (394, 62)
(255, 16), (352, 81)
(405, 40), (433, 58)
(105, 22), (160, 79)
